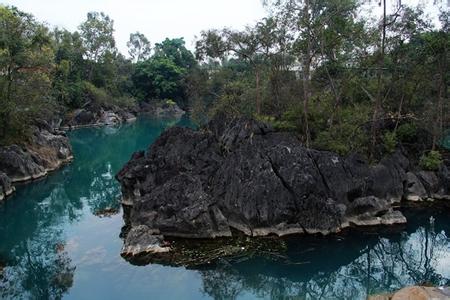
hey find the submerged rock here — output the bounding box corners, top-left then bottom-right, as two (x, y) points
(116, 114), (449, 257)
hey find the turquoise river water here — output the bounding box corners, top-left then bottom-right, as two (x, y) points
(0, 117), (449, 300)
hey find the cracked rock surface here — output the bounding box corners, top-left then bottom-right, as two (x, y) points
(116, 114), (449, 256)
(0, 126), (73, 200)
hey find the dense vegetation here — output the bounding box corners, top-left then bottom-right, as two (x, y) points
(192, 0), (449, 161)
(0, 6), (193, 145)
(0, 1), (448, 163)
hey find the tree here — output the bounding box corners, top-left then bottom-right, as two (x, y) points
(154, 38), (197, 70)
(133, 57), (185, 101)
(132, 38), (197, 105)
(52, 28), (85, 107)
(264, 0), (361, 146)
(196, 25), (274, 115)
(79, 12), (116, 80)
(0, 5), (54, 143)
(127, 32), (151, 62)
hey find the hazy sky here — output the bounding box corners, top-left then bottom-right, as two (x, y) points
(1, 0), (445, 56)
(1, 0), (266, 54)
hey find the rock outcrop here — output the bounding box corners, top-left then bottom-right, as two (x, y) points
(62, 106), (137, 130)
(116, 114), (449, 257)
(369, 286), (450, 300)
(139, 101), (185, 118)
(62, 101), (185, 130)
(0, 127), (73, 200)
(0, 172), (14, 201)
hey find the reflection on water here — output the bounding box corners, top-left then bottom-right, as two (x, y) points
(198, 209), (450, 300)
(0, 117), (448, 300)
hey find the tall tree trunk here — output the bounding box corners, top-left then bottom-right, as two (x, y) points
(320, 39), (341, 128)
(3, 63), (14, 139)
(394, 93), (405, 132)
(255, 67), (261, 115)
(433, 65), (445, 150)
(302, 0), (311, 148)
(370, 0), (387, 157)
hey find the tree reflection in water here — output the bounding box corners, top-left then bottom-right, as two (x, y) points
(0, 180), (77, 299)
(198, 209), (450, 300)
(0, 118), (189, 299)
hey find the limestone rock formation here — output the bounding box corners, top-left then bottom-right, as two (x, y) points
(0, 127), (73, 199)
(116, 114), (449, 257)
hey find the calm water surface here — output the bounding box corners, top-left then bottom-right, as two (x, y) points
(0, 117), (449, 300)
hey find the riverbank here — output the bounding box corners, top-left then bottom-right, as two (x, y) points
(0, 101), (186, 200)
(0, 126), (74, 201)
(61, 100), (185, 130)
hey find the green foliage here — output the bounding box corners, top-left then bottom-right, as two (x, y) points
(154, 38), (196, 70)
(312, 104), (370, 155)
(81, 81), (136, 110)
(166, 99), (176, 106)
(419, 151), (443, 171)
(397, 123), (417, 143)
(0, 5), (55, 144)
(133, 57), (185, 101)
(382, 131), (398, 154)
(208, 81), (256, 118)
(79, 12), (116, 63)
(127, 32), (151, 62)
(0, 0), (447, 165)
(132, 38), (197, 106)
(82, 81), (108, 105)
(255, 115), (296, 131)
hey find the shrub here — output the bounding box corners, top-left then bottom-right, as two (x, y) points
(255, 115), (297, 132)
(82, 81), (108, 107)
(112, 96), (137, 110)
(382, 131), (398, 153)
(312, 103), (370, 156)
(314, 130), (350, 156)
(419, 150), (443, 171)
(166, 99), (177, 106)
(397, 123), (417, 143)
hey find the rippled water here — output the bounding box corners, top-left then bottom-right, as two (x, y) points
(0, 117), (449, 300)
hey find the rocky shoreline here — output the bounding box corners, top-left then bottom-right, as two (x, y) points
(61, 101), (185, 130)
(116, 114), (449, 260)
(0, 126), (74, 201)
(0, 101), (186, 201)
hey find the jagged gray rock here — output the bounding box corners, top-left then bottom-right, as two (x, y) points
(62, 106), (137, 129)
(0, 172), (14, 201)
(0, 145), (46, 183)
(405, 172), (428, 201)
(117, 115), (448, 257)
(0, 127), (73, 199)
(139, 101), (185, 118)
(122, 225), (170, 256)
